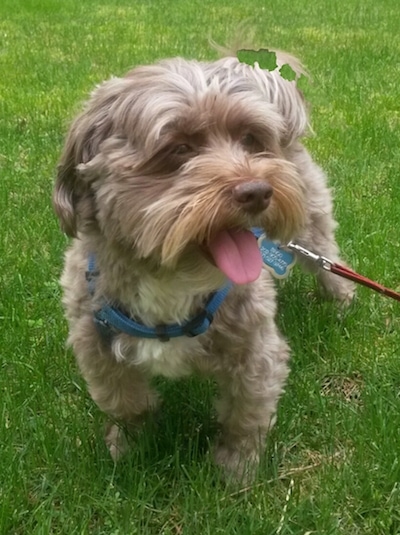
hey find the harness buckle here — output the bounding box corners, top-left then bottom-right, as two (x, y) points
(93, 315), (117, 342)
(154, 325), (170, 343)
(181, 310), (214, 337)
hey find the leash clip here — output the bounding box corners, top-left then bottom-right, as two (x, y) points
(286, 242), (333, 271)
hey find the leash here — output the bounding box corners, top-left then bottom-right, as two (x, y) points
(287, 242), (400, 303)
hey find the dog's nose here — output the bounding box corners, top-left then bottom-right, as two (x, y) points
(233, 180), (273, 213)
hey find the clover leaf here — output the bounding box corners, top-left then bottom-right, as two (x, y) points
(237, 48), (277, 72)
(237, 48), (298, 82)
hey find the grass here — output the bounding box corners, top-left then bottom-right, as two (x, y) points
(1, 0), (400, 533)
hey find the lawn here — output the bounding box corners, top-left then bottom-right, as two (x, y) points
(1, 0), (400, 533)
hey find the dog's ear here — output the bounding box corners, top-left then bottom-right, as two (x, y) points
(267, 51), (310, 145)
(53, 85), (116, 236)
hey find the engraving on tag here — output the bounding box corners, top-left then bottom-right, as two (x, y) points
(257, 233), (296, 279)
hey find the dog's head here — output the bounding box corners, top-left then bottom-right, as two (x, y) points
(54, 55), (308, 284)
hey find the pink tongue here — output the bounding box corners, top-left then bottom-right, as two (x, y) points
(208, 229), (262, 285)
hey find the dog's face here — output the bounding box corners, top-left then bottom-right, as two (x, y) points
(54, 57), (308, 284)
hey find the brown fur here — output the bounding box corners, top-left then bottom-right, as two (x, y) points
(54, 54), (355, 481)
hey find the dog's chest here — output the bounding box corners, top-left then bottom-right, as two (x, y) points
(113, 335), (206, 378)
(110, 278), (215, 378)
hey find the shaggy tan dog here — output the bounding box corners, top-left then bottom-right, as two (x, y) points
(53, 53), (354, 480)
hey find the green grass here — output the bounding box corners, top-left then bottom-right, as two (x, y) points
(1, 0), (400, 533)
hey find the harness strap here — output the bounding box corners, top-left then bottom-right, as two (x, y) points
(86, 255), (232, 342)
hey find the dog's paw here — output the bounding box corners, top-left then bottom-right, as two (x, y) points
(318, 270), (356, 307)
(214, 442), (259, 484)
(105, 423), (130, 461)
(332, 278), (356, 308)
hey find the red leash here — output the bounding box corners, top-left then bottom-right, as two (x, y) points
(287, 242), (400, 303)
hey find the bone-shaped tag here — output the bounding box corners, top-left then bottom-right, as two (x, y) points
(257, 233), (296, 279)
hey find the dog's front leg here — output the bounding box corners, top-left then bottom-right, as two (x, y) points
(71, 319), (159, 460)
(88, 359), (159, 461)
(213, 330), (290, 482)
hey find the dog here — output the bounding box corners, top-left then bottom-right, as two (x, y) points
(53, 52), (355, 481)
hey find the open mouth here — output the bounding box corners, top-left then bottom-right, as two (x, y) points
(205, 229), (263, 285)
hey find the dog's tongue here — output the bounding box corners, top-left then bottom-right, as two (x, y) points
(208, 229), (262, 284)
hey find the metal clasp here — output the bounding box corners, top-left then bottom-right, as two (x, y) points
(286, 242), (333, 271)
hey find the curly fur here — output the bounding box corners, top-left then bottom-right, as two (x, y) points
(53, 52), (355, 481)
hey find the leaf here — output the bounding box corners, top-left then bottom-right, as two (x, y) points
(279, 63), (297, 81)
(237, 48), (299, 82)
(237, 48), (277, 71)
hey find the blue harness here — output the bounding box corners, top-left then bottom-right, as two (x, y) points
(86, 228), (292, 342)
(86, 255), (233, 342)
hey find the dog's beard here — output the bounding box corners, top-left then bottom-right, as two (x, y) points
(120, 153), (307, 284)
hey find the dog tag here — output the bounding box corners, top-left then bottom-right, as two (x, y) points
(257, 233), (296, 279)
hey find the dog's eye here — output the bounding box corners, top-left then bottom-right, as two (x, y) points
(241, 133), (256, 147)
(173, 144), (194, 156)
(160, 143), (198, 172)
(239, 133), (265, 154)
